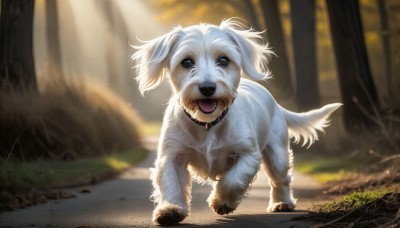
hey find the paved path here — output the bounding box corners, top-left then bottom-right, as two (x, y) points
(1, 137), (320, 227)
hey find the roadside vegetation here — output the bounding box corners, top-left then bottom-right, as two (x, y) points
(0, 148), (147, 212)
(0, 76), (144, 160)
(291, 187), (400, 227)
(0, 77), (147, 212)
(1, 148), (147, 193)
(294, 133), (400, 227)
(295, 154), (366, 183)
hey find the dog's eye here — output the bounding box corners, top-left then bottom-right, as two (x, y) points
(181, 58), (195, 68)
(216, 56), (229, 67)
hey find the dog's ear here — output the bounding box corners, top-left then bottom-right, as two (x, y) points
(132, 28), (182, 95)
(220, 20), (273, 80)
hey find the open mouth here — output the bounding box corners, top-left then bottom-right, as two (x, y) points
(198, 99), (217, 114)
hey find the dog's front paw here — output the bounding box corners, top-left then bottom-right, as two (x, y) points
(152, 204), (188, 225)
(209, 198), (236, 215)
(267, 202), (295, 212)
(214, 203), (236, 215)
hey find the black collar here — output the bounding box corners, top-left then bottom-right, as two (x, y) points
(184, 108), (230, 131)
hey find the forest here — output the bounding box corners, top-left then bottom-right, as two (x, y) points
(0, 0), (399, 227)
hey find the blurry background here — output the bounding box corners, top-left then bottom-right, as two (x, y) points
(32, 0), (400, 122)
(33, 0), (166, 120)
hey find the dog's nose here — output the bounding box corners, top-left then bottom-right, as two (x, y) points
(199, 82), (216, 97)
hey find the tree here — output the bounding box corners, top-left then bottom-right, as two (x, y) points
(95, 0), (134, 101)
(259, 0), (293, 100)
(46, 0), (63, 76)
(237, 0), (261, 31)
(376, 0), (400, 110)
(326, 0), (380, 133)
(290, 0), (320, 111)
(0, 0), (36, 88)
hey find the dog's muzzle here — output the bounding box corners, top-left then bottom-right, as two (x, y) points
(183, 91), (237, 131)
(198, 82), (217, 114)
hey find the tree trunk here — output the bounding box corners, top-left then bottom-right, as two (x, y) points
(376, 0), (400, 110)
(326, 0), (380, 133)
(240, 0), (261, 32)
(259, 0), (293, 100)
(46, 0), (63, 76)
(0, 0), (36, 88)
(290, 0), (320, 111)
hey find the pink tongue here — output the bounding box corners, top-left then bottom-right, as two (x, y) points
(198, 99), (217, 113)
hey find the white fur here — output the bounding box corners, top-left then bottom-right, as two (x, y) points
(132, 19), (341, 225)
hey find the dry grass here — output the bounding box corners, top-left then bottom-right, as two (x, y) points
(290, 190), (400, 227)
(0, 77), (143, 160)
(290, 161), (400, 227)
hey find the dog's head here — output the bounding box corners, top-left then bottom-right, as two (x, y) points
(133, 19), (272, 123)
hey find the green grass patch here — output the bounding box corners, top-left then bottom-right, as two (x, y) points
(308, 170), (348, 183)
(0, 148), (147, 193)
(292, 188), (400, 226)
(140, 121), (162, 136)
(317, 188), (398, 212)
(294, 155), (369, 183)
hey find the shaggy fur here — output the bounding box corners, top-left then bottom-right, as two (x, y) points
(133, 19), (341, 225)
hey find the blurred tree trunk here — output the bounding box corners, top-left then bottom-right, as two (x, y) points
(46, 0), (63, 76)
(239, 0), (261, 31)
(0, 0), (36, 89)
(376, 0), (400, 110)
(97, 1), (126, 89)
(259, 0), (293, 100)
(290, 0), (320, 111)
(98, 1), (119, 87)
(326, 0), (380, 133)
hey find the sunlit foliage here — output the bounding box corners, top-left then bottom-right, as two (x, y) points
(149, 0), (252, 26)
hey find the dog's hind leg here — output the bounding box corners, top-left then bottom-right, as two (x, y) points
(262, 139), (296, 212)
(151, 152), (191, 225)
(207, 150), (261, 215)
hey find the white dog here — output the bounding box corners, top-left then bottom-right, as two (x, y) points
(133, 19), (341, 225)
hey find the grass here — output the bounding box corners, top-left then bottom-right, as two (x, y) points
(139, 121), (162, 136)
(295, 157), (351, 183)
(292, 188), (400, 227)
(318, 188), (398, 212)
(0, 76), (143, 160)
(294, 154), (371, 183)
(0, 147), (147, 193)
(293, 150), (400, 226)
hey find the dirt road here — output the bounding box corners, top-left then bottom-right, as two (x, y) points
(1, 137), (320, 227)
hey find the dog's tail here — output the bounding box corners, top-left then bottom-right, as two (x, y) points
(281, 103), (342, 147)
